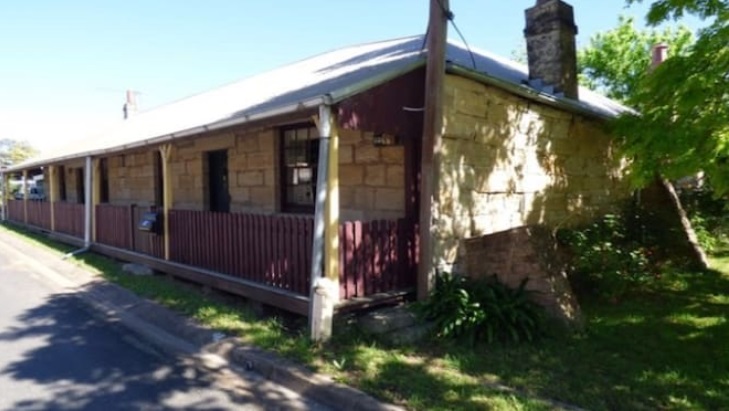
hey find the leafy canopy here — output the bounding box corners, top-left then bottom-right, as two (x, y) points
(578, 15), (694, 104)
(611, 0), (729, 192)
(0, 139), (38, 167)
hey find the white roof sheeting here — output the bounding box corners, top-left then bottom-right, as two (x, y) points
(10, 35), (631, 170)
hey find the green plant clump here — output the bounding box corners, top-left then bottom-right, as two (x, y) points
(417, 273), (545, 345)
(558, 213), (656, 301)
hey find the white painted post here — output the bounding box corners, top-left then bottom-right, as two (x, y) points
(309, 104), (333, 342)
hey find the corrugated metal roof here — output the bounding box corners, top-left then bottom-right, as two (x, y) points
(9, 35), (630, 171)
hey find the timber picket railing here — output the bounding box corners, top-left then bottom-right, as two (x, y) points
(95, 204), (164, 259)
(6, 200), (24, 223)
(53, 202), (84, 238)
(9, 201), (418, 302)
(168, 210), (418, 300)
(27, 201), (52, 230)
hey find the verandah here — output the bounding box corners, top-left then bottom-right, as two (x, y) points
(5, 200), (417, 303)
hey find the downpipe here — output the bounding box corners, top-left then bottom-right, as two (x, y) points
(63, 246), (90, 260)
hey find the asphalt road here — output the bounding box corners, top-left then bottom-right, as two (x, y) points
(0, 239), (330, 411)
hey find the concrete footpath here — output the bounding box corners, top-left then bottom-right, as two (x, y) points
(0, 228), (403, 411)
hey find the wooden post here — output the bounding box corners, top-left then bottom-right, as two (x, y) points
(310, 104), (338, 342)
(0, 171), (6, 222)
(22, 170), (28, 224)
(92, 159), (101, 242)
(49, 165), (57, 231)
(159, 144), (173, 260)
(418, 0), (449, 300)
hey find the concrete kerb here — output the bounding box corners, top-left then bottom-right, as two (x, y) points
(0, 224), (404, 411)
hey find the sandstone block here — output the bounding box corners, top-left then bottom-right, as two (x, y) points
(354, 145), (380, 164)
(364, 165), (386, 187)
(386, 165), (404, 188)
(198, 133), (234, 151)
(380, 146), (404, 164)
(374, 188), (404, 212)
(340, 165), (364, 186)
(237, 171), (263, 187)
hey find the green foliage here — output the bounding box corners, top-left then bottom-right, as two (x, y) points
(612, 0), (729, 193)
(558, 213), (656, 301)
(417, 273), (545, 344)
(578, 15), (694, 103)
(680, 185), (729, 252)
(0, 138), (38, 166)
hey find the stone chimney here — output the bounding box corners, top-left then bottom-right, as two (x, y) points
(123, 90), (137, 119)
(524, 0), (579, 99)
(651, 43), (668, 70)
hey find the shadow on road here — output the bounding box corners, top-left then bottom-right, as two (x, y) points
(0, 292), (299, 410)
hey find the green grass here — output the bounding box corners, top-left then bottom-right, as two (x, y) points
(3, 221), (729, 410)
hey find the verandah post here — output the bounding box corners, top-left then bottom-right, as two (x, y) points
(49, 165), (56, 231)
(0, 170), (6, 222)
(92, 159), (101, 242)
(22, 169), (30, 224)
(159, 144), (173, 260)
(84, 156), (92, 247)
(309, 102), (340, 342)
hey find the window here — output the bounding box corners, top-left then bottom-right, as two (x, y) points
(280, 124), (319, 212)
(99, 158), (109, 203)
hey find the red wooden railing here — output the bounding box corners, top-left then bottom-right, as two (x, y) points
(169, 210), (314, 295)
(54, 202), (85, 238)
(27, 201), (51, 230)
(168, 209), (417, 299)
(95, 204), (164, 259)
(96, 204), (133, 249)
(339, 219), (418, 299)
(6, 200), (24, 223)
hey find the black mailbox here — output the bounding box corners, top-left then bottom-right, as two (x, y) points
(138, 211), (161, 234)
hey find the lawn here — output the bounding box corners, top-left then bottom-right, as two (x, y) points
(2, 222), (728, 410)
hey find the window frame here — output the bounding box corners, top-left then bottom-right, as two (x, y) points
(279, 123), (320, 213)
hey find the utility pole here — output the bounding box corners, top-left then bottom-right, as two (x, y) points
(418, 0), (449, 300)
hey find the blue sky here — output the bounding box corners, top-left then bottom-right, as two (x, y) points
(0, 1), (703, 150)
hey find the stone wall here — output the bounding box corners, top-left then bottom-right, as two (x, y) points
(107, 151), (157, 206)
(436, 74), (630, 322)
(62, 159), (86, 204)
(339, 128), (405, 221)
(98, 124), (406, 220)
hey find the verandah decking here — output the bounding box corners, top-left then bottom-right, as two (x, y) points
(5, 200), (417, 304)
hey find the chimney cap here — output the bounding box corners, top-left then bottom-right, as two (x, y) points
(652, 43), (669, 69)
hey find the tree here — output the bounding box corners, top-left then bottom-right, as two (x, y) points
(578, 15), (694, 103)
(614, 0), (729, 192)
(0, 139), (38, 167)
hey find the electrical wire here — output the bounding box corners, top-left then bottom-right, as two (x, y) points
(430, 0), (478, 70)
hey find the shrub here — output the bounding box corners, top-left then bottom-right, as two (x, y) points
(558, 213), (655, 301)
(417, 273), (545, 345)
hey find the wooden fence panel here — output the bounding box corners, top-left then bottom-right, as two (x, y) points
(6, 200), (25, 223)
(53, 202), (85, 238)
(26, 201), (51, 230)
(131, 205), (164, 259)
(166, 209), (417, 301)
(96, 204), (133, 249)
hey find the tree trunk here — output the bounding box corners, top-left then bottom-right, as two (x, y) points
(640, 177), (709, 270)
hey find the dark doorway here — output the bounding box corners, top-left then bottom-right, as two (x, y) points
(99, 158), (109, 203)
(207, 150), (229, 213)
(58, 166), (67, 201)
(154, 151), (164, 208)
(75, 168), (85, 204)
